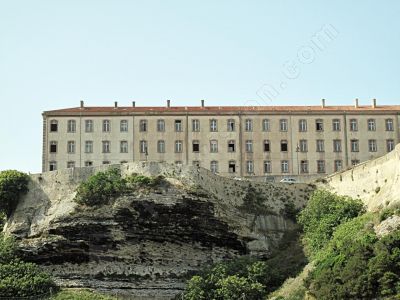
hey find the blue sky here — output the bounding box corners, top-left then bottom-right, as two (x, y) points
(0, 1), (399, 173)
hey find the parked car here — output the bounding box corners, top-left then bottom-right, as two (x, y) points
(280, 178), (297, 184)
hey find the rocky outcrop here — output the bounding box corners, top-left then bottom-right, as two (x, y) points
(4, 163), (314, 299)
(321, 143), (400, 212)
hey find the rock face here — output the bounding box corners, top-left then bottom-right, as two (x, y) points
(4, 163), (314, 299)
(321, 143), (400, 212)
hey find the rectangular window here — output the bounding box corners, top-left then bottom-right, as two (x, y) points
(245, 119), (253, 132)
(299, 139), (308, 152)
(120, 141), (128, 153)
(193, 140), (200, 152)
(300, 160), (309, 173)
(264, 161), (271, 173)
(50, 120), (58, 132)
(103, 161), (110, 165)
(332, 119), (341, 131)
(157, 119), (165, 132)
(245, 140), (253, 153)
(67, 120), (76, 133)
(85, 141), (93, 153)
(228, 140), (235, 152)
(103, 120), (111, 132)
(317, 160), (325, 173)
(192, 119), (200, 132)
(227, 119), (235, 131)
(262, 119), (270, 132)
(263, 140), (270, 152)
(299, 119), (307, 132)
(50, 141), (57, 153)
(210, 161), (218, 173)
(316, 119), (324, 131)
(67, 161), (75, 168)
(333, 139), (342, 152)
(120, 120), (128, 132)
(84, 161), (93, 167)
(210, 140), (218, 153)
(280, 119), (288, 132)
(281, 160), (289, 173)
(385, 119), (394, 131)
(387, 139), (395, 152)
(246, 160), (254, 174)
(351, 139), (359, 152)
(350, 119), (358, 131)
(175, 140), (183, 153)
(368, 139), (377, 152)
(85, 120), (93, 132)
(157, 140), (165, 153)
(210, 119), (218, 132)
(140, 140), (148, 154)
(281, 140), (288, 152)
(102, 141), (111, 153)
(334, 160), (342, 172)
(228, 161), (236, 173)
(316, 139), (325, 152)
(175, 120), (183, 132)
(351, 160), (360, 166)
(368, 119), (376, 131)
(67, 141), (75, 154)
(140, 120), (147, 132)
(49, 161), (57, 171)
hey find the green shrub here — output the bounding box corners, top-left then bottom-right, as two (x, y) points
(75, 169), (165, 206)
(0, 234), (17, 264)
(240, 185), (272, 215)
(0, 170), (29, 216)
(281, 200), (299, 222)
(0, 259), (56, 298)
(74, 168), (126, 206)
(181, 230), (306, 299)
(297, 190), (365, 257)
(306, 214), (400, 299)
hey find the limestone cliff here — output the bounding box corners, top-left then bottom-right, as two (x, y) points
(3, 163), (313, 299)
(321, 143), (400, 211)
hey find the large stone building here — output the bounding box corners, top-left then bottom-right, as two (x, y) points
(42, 99), (400, 179)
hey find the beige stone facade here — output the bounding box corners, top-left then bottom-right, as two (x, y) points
(42, 100), (400, 179)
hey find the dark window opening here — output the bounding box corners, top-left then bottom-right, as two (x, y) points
(228, 141), (235, 152)
(316, 120), (323, 131)
(264, 141), (270, 152)
(50, 122), (58, 132)
(229, 162), (236, 173)
(50, 144), (57, 153)
(281, 141), (288, 152)
(193, 142), (200, 152)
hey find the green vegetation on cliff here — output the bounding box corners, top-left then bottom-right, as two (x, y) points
(180, 230), (307, 300)
(0, 170), (29, 217)
(0, 234), (56, 298)
(297, 190), (365, 257)
(74, 168), (164, 206)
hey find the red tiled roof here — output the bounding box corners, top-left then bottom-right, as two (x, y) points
(43, 105), (400, 115)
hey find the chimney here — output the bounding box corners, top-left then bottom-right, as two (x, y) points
(372, 98), (376, 108)
(114, 101), (118, 109)
(80, 100), (84, 109)
(355, 98), (359, 108)
(132, 101), (136, 107)
(201, 99), (205, 107)
(167, 99), (171, 108)
(321, 98), (326, 108)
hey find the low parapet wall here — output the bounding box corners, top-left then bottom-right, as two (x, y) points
(324, 143), (400, 211)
